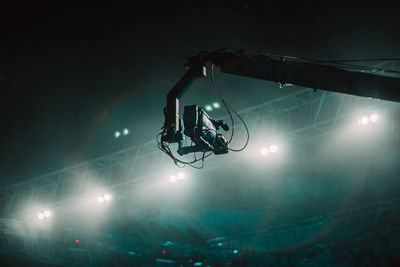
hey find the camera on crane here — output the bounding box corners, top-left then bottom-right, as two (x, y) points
(176, 105), (229, 156)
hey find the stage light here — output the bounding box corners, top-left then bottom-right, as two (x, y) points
(162, 250), (166, 254)
(169, 175), (177, 183)
(104, 194), (112, 202)
(204, 104), (213, 112)
(359, 116), (370, 125)
(114, 131), (121, 138)
(38, 213), (44, 220)
(44, 210), (51, 218)
(177, 172), (185, 180)
(194, 262), (203, 266)
(260, 147), (269, 156)
(233, 249), (239, 254)
(97, 196), (105, 204)
(212, 102), (221, 109)
(75, 239), (80, 244)
(122, 128), (129, 136)
(370, 114), (378, 123)
(269, 145), (278, 153)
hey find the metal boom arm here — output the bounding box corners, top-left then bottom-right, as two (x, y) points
(164, 50), (400, 143)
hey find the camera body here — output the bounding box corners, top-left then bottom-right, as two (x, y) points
(182, 105), (228, 155)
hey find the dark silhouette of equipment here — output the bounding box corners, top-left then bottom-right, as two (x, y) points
(160, 49), (400, 165)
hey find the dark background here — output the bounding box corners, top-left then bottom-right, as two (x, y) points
(1, 1), (399, 185)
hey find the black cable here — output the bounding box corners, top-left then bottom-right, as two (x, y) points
(157, 108), (209, 168)
(210, 64), (250, 152)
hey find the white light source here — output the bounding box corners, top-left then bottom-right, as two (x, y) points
(122, 128), (129, 135)
(97, 196), (105, 204)
(38, 213), (44, 220)
(269, 145), (278, 153)
(114, 131), (121, 138)
(169, 175), (177, 183)
(177, 172), (185, 180)
(359, 116), (370, 125)
(212, 102), (221, 109)
(104, 194), (112, 202)
(370, 114), (378, 123)
(44, 211), (51, 218)
(204, 105), (213, 112)
(260, 147), (269, 156)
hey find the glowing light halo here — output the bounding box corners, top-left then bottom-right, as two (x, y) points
(370, 114), (378, 123)
(169, 175), (177, 183)
(260, 147), (269, 156)
(97, 196), (105, 204)
(269, 145), (278, 153)
(104, 194), (112, 202)
(177, 172), (185, 180)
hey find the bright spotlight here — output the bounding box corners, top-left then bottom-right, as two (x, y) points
(114, 131), (121, 138)
(260, 147), (269, 156)
(212, 102), (221, 109)
(104, 194), (112, 202)
(359, 116), (370, 125)
(177, 172), (185, 180)
(269, 145), (278, 153)
(38, 213), (44, 220)
(370, 114), (378, 123)
(204, 104), (213, 112)
(97, 196), (105, 204)
(122, 128), (129, 136)
(44, 211), (51, 218)
(169, 175), (177, 183)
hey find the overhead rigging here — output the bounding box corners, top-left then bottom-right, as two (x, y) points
(158, 49), (400, 168)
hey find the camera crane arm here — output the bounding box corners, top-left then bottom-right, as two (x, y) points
(164, 50), (400, 148)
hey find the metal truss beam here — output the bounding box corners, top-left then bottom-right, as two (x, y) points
(0, 86), (395, 219)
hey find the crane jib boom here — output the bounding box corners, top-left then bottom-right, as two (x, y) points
(165, 50), (400, 144)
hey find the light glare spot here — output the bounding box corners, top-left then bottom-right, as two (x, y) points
(359, 116), (369, 125)
(177, 172), (185, 180)
(44, 211), (51, 218)
(269, 145), (278, 153)
(97, 196), (105, 204)
(212, 102), (221, 109)
(169, 175), (177, 183)
(122, 128), (129, 135)
(38, 213), (44, 220)
(114, 131), (121, 138)
(260, 147), (269, 156)
(370, 114), (378, 123)
(104, 194), (112, 202)
(205, 105), (213, 112)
